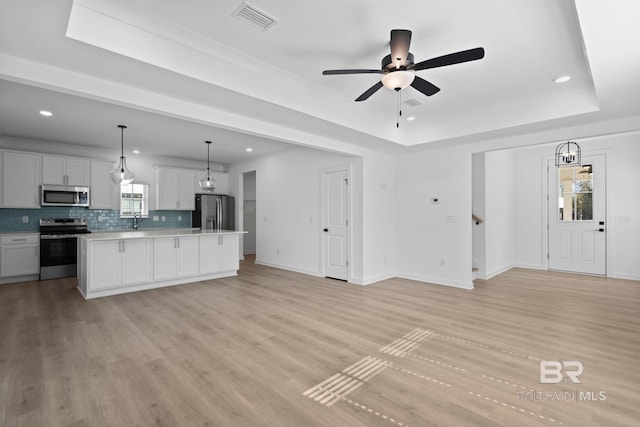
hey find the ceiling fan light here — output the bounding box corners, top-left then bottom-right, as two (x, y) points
(381, 70), (415, 90)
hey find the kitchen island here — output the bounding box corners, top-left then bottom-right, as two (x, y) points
(78, 229), (246, 299)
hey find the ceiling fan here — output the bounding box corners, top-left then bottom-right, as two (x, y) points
(323, 29), (485, 102)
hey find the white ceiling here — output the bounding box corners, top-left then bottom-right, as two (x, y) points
(0, 0), (639, 163)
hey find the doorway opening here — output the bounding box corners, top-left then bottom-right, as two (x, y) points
(243, 171), (257, 261)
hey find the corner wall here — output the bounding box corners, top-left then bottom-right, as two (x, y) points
(396, 145), (473, 289)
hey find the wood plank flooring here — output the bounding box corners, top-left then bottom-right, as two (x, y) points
(1, 260), (639, 426)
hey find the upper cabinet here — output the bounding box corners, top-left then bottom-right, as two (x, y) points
(2, 151), (41, 208)
(155, 167), (197, 211)
(90, 160), (116, 209)
(42, 155), (89, 186)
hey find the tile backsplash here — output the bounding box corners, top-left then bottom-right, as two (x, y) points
(0, 208), (192, 233)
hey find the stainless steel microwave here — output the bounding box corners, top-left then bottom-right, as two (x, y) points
(41, 184), (90, 207)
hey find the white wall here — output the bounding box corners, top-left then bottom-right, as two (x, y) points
(512, 132), (640, 280)
(359, 151), (397, 284)
(228, 146), (355, 277)
(484, 150), (516, 278)
(396, 145), (473, 289)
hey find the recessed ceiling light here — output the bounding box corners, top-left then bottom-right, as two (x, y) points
(554, 75), (571, 83)
(245, 148), (253, 152)
(132, 149), (141, 154)
(406, 115), (416, 121)
(39, 110), (53, 117)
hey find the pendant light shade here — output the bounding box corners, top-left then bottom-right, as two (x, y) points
(110, 125), (135, 185)
(199, 140), (216, 192)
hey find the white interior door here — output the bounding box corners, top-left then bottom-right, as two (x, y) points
(548, 155), (606, 275)
(322, 169), (349, 280)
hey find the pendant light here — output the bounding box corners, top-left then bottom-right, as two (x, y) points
(110, 125), (135, 185)
(199, 140), (216, 192)
(555, 141), (581, 167)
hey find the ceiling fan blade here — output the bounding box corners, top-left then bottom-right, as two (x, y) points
(410, 76), (440, 96)
(390, 29), (412, 67)
(412, 47), (485, 71)
(323, 69), (383, 75)
(355, 81), (384, 101)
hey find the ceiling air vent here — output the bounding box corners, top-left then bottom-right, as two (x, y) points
(232, 1), (278, 31)
(403, 98), (423, 108)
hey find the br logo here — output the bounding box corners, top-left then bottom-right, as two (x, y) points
(540, 361), (584, 384)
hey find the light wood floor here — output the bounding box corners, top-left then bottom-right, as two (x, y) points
(1, 261), (639, 427)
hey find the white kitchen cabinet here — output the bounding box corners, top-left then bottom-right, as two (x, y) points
(2, 151), (41, 208)
(155, 167), (196, 210)
(90, 160), (115, 209)
(153, 236), (198, 280)
(199, 234), (239, 274)
(0, 234), (40, 278)
(42, 155), (89, 186)
(88, 238), (152, 290)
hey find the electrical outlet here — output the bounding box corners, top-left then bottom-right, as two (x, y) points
(153, 216), (159, 221)
(22, 216), (29, 223)
(178, 215), (182, 221)
(161, 216), (166, 222)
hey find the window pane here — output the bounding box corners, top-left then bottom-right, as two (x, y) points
(576, 193), (593, 220)
(557, 163), (595, 221)
(120, 183), (149, 218)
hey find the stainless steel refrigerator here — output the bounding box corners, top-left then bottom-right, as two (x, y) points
(192, 194), (235, 230)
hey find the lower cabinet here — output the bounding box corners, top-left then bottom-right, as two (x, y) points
(153, 236), (199, 280)
(89, 239), (153, 291)
(199, 234), (239, 274)
(80, 232), (242, 298)
(0, 234), (40, 278)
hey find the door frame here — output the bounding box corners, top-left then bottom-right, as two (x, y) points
(320, 164), (352, 282)
(543, 151), (609, 274)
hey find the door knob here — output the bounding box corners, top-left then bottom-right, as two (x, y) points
(323, 228), (329, 232)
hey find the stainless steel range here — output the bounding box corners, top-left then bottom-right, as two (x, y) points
(39, 218), (91, 280)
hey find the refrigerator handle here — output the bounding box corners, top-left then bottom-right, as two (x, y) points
(216, 198), (221, 231)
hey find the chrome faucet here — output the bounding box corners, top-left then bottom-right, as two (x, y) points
(133, 213), (142, 230)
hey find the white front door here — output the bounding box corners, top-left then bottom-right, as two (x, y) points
(322, 168), (349, 280)
(548, 155), (606, 275)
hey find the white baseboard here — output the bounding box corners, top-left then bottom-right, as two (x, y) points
(350, 273), (395, 286)
(254, 259), (321, 278)
(608, 272), (640, 281)
(396, 273), (474, 290)
(484, 264), (514, 280)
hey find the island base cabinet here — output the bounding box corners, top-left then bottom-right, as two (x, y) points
(79, 232), (243, 299)
(199, 234), (239, 274)
(153, 236), (199, 280)
(87, 239), (152, 291)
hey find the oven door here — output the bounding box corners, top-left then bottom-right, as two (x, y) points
(40, 236), (77, 267)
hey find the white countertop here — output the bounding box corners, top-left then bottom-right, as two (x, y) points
(81, 228), (247, 240)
